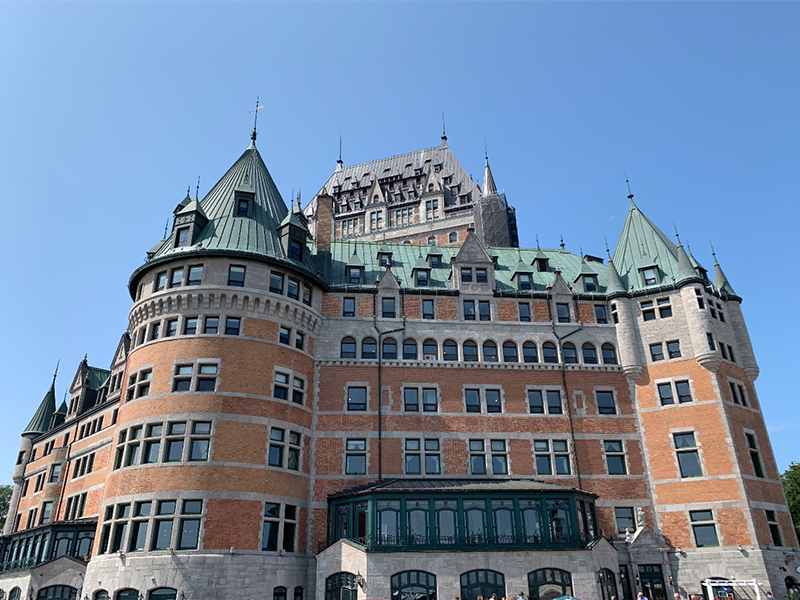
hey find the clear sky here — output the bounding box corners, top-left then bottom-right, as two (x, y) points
(0, 2), (798, 482)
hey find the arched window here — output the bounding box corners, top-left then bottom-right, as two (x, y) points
(423, 339), (438, 359)
(427, 236), (436, 245)
(325, 572), (358, 600)
(523, 342), (538, 363)
(599, 569), (617, 600)
(382, 337), (397, 359)
(786, 577), (797, 591)
(361, 337), (377, 360)
(274, 587), (287, 600)
(392, 571), (437, 600)
(116, 591), (139, 600)
(542, 342), (558, 363)
(150, 589), (177, 600)
(10, 589), (22, 600)
(463, 340), (479, 362)
(483, 341), (498, 362)
(503, 341), (518, 363)
(37, 588), (78, 600)
(461, 569), (506, 600)
(443, 339), (458, 361)
(562, 343), (578, 364)
(582, 343), (598, 364)
(93, 592), (109, 600)
(294, 587), (303, 600)
(528, 568), (573, 600)
(403, 339), (418, 360)
(449, 232), (457, 243)
(428, 184), (434, 192)
(602, 343), (618, 365)
(340, 337), (356, 359)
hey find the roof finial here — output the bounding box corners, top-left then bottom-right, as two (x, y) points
(164, 219), (169, 240)
(536, 235), (540, 250)
(53, 359), (59, 382)
(710, 240), (717, 261)
(484, 139), (488, 163)
(250, 97), (264, 143)
(604, 236), (610, 254)
(187, 185), (191, 197)
(195, 176), (200, 202)
(297, 189), (301, 207)
(580, 246), (583, 258)
(560, 235), (565, 250)
(441, 110), (447, 145)
(673, 220), (682, 244)
(625, 171), (634, 200)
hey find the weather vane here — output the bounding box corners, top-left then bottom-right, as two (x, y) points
(250, 97), (264, 141)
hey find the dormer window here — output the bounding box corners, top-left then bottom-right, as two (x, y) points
(414, 168), (423, 176)
(378, 253), (392, 267)
(536, 258), (549, 272)
(475, 268), (488, 283)
(461, 268), (473, 283)
(175, 227), (190, 248)
(640, 267), (659, 286)
(333, 185), (341, 193)
(347, 267), (362, 286)
(428, 184), (434, 192)
(408, 190), (416, 199)
(518, 273), (532, 290)
(434, 164), (442, 173)
(289, 240), (303, 262)
(584, 275), (598, 292)
(236, 199), (249, 217)
(429, 255), (441, 269)
(416, 270), (430, 287)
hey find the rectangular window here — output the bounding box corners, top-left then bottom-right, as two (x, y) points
(405, 439), (421, 474)
(302, 285), (312, 307)
(49, 464), (62, 483)
(228, 265), (246, 287)
(675, 432), (703, 478)
(728, 345), (736, 362)
(535, 440), (571, 475)
(604, 441), (627, 475)
(658, 297), (672, 318)
(490, 440), (508, 474)
(519, 302), (531, 322)
(596, 391), (617, 415)
(416, 270), (429, 287)
(345, 439), (366, 474)
(465, 389), (480, 413)
(268, 428), (285, 467)
(165, 319), (178, 337)
(766, 510), (783, 546)
(485, 389), (501, 413)
(720, 344), (728, 360)
(478, 301), (491, 321)
(422, 388), (438, 412)
(203, 316), (219, 334)
(461, 267), (473, 283)
(289, 239), (303, 262)
(675, 380), (692, 403)
(658, 382), (674, 405)
(667, 340), (681, 358)
(149, 322), (161, 341)
(170, 268), (184, 288)
(41, 501), (53, 524)
(556, 303), (570, 323)
(707, 333), (716, 351)
(594, 305), (607, 324)
(641, 301), (655, 321)
(225, 317), (241, 336)
(279, 326), (291, 345)
(175, 228), (190, 248)
(650, 343), (664, 361)
(178, 500), (203, 549)
(476, 268), (488, 283)
(615, 507), (635, 536)
(463, 300), (476, 320)
(273, 372), (289, 400)
(287, 279), (300, 300)
(382, 298), (396, 318)
(342, 297), (356, 317)
(404, 388), (419, 412)
(187, 265), (203, 286)
(518, 273), (532, 290)
(269, 272), (284, 294)
(184, 317), (198, 335)
(690, 510), (719, 547)
(347, 386), (367, 411)
(640, 267), (658, 286)
(422, 299), (435, 320)
(295, 331), (305, 350)
(155, 271), (167, 291)
(347, 266), (362, 285)
(746, 433), (765, 478)
(469, 440), (486, 474)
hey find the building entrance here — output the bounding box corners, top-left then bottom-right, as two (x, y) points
(639, 565), (666, 600)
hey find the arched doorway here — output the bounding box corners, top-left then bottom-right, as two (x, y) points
(460, 570), (505, 600)
(326, 572), (358, 600)
(37, 587), (78, 600)
(599, 569), (618, 600)
(391, 570), (437, 600)
(528, 569), (573, 600)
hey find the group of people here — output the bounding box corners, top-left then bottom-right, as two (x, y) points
(459, 587), (783, 600)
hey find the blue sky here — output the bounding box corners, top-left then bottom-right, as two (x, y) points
(0, 2), (798, 481)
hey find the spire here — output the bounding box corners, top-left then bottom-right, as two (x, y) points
(711, 243), (736, 296)
(606, 251), (625, 295)
(625, 172), (635, 209)
(440, 110), (447, 146)
(336, 135), (343, 171)
(249, 97), (264, 147)
(23, 378), (58, 436)
(674, 226), (697, 283)
(482, 143), (498, 197)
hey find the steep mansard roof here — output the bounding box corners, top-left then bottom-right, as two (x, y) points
(327, 239), (608, 293)
(147, 142), (317, 275)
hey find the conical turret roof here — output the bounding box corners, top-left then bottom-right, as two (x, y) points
(23, 379), (57, 436)
(676, 238), (696, 283)
(482, 157), (498, 197)
(606, 254), (626, 296)
(714, 253), (736, 296)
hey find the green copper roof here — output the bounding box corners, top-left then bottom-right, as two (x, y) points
(87, 366), (110, 390)
(612, 199), (696, 292)
(606, 256), (625, 296)
(55, 400), (67, 415)
(714, 254), (736, 296)
(23, 380), (57, 436)
(675, 239), (696, 283)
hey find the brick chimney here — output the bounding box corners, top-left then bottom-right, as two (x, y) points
(315, 193), (334, 253)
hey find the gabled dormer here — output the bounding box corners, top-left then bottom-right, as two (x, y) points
(574, 258), (598, 292)
(511, 258), (534, 290)
(548, 270), (575, 324)
(412, 254), (431, 287)
(427, 248), (443, 269)
(277, 198), (310, 263)
(533, 247), (549, 272)
(173, 195), (209, 249)
(233, 174), (256, 218)
(345, 249), (364, 286)
(368, 179), (385, 206)
(377, 244), (393, 267)
(453, 231), (495, 293)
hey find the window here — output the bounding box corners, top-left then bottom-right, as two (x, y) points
(287, 279), (300, 300)
(343, 297), (355, 317)
(422, 299), (435, 319)
(461, 267), (473, 283)
(184, 317), (198, 335)
(302, 285), (312, 306)
(719, 343), (728, 360)
(542, 342), (558, 363)
(443, 339), (458, 361)
(347, 267), (362, 285)
(405, 439), (441, 475)
(382, 298), (396, 318)
(582, 343), (598, 364)
(416, 270), (429, 287)
(347, 387), (367, 411)
(262, 503), (297, 552)
(345, 439), (366, 474)
(766, 510), (782, 546)
(518, 273), (532, 290)
(658, 297), (672, 318)
(483, 341), (498, 362)
(463, 388), (502, 413)
(503, 341), (518, 363)
(155, 271), (167, 291)
(279, 326), (291, 345)
(382, 338), (397, 360)
(269, 272), (284, 294)
(126, 369), (152, 401)
(228, 265), (246, 287)
(175, 227), (190, 248)
(556, 303), (570, 323)
(641, 301), (655, 321)
(528, 389), (563, 414)
(177, 500), (203, 549)
(729, 381), (748, 406)
(583, 275), (597, 292)
(667, 340), (681, 358)
(403, 338), (418, 360)
(149, 322), (161, 341)
(615, 507), (635, 536)
(289, 240), (303, 261)
(519, 302), (531, 322)
(463, 340), (479, 362)
(203, 316), (219, 334)
(225, 317), (240, 335)
(476, 268), (488, 283)
(361, 337), (376, 359)
(604, 441), (627, 474)
(469, 440), (486, 474)
(746, 433), (765, 478)
(690, 510), (719, 547)
(237, 198), (249, 217)
(429, 254), (441, 268)
(169, 268), (184, 288)
(658, 380), (692, 405)
(594, 305), (607, 324)
(449, 232), (457, 243)
(340, 337), (356, 358)
(707, 332), (716, 351)
(49, 464), (62, 483)
(596, 391), (617, 415)
(478, 301), (491, 321)
(534, 440), (571, 475)
(650, 343), (664, 361)
(273, 372), (290, 400)
(640, 267), (658, 286)
(562, 342), (578, 364)
(674, 432), (703, 477)
(187, 265), (203, 286)
(490, 440), (509, 474)
(164, 318), (178, 337)
(523, 342), (538, 363)
(601, 343), (617, 364)
(728, 345), (736, 362)
(463, 300), (476, 320)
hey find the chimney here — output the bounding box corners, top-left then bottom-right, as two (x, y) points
(316, 193), (334, 253)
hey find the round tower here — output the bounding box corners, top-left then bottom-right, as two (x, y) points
(84, 138), (324, 600)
